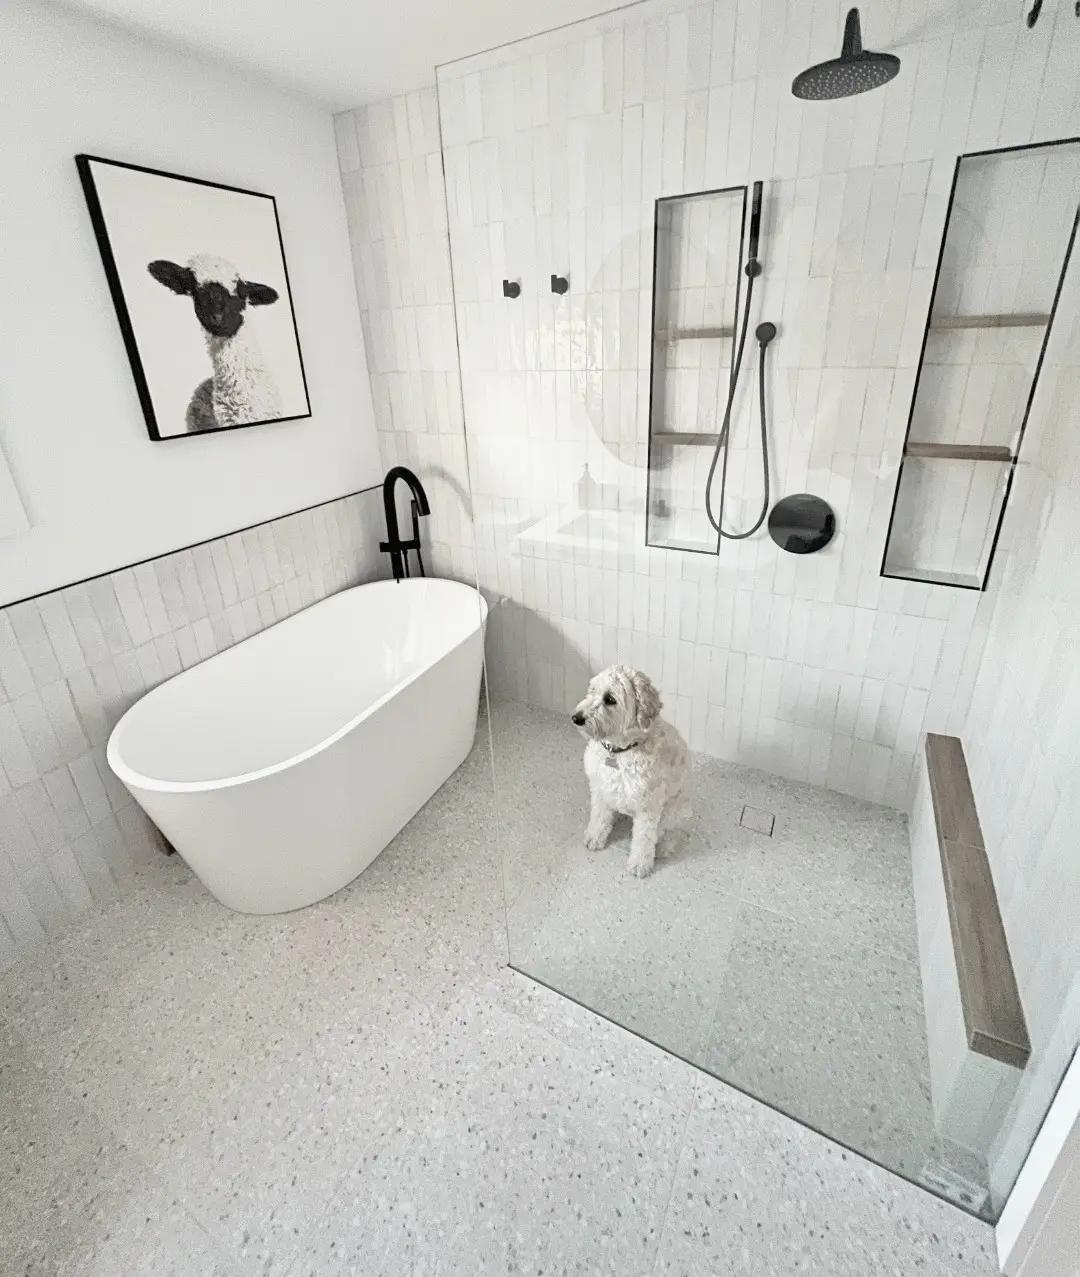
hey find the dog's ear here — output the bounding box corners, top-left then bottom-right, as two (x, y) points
(630, 669), (662, 731)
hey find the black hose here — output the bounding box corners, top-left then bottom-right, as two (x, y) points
(721, 332), (771, 540)
(704, 269), (756, 535)
(704, 271), (772, 540)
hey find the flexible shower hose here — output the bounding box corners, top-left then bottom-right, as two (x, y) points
(704, 267), (771, 541)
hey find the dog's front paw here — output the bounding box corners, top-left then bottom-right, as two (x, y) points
(627, 852), (654, 878)
(584, 826), (608, 851)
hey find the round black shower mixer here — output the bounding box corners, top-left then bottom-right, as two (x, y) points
(768, 494), (836, 555)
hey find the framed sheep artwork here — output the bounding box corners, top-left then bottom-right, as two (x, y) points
(75, 154), (311, 441)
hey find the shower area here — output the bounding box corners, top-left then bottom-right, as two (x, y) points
(340, 0), (1080, 1232)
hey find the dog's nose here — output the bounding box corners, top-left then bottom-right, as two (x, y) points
(571, 712), (585, 726)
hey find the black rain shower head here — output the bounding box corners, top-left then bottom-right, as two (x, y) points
(791, 8), (900, 101)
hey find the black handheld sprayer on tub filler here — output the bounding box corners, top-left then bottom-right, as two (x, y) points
(380, 466), (430, 582)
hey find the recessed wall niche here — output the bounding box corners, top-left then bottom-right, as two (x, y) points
(645, 185), (747, 554)
(881, 138), (1080, 590)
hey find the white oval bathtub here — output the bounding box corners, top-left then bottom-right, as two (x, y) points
(107, 578), (487, 913)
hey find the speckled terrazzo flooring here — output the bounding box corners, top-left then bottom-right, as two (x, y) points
(0, 701), (998, 1275)
(497, 700), (990, 1212)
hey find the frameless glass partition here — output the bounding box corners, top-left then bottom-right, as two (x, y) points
(438, 10), (1080, 1228)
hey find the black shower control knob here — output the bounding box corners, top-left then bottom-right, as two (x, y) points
(768, 494), (836, 554)
(502, 279), (521, 299)
(551, 274), (569, 295)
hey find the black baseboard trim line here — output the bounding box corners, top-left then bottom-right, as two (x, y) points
(2, 482), (382, 612)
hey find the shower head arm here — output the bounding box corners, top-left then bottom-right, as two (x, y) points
(841, 8), (863, 57)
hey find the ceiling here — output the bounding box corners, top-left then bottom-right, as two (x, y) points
(52, 0), (632, 109)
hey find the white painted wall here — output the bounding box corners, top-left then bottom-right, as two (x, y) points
(54, 0), (633, 108)
(0, 0), (380, 606)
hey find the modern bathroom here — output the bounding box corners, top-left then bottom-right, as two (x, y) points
(1, 0), (1078, 1272)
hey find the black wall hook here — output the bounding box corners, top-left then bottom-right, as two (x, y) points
(502, 279), (521, 298)
(551, 274), (569, 295)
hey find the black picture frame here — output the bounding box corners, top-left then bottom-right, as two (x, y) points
(75, 153), (312, 442)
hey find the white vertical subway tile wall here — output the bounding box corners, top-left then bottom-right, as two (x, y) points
(912, 232), (1080, 1205)
(0, 491), (386, 969)
(335, 97), (476, 585)
(336, 0), (1079, 812)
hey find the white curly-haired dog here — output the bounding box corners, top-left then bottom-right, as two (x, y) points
(571, 665), (690, 877)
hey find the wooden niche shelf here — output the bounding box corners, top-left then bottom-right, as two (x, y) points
(652, 431), (720, 447)
(654, 326), (735, 343)
(903, 442), (1013, 463)
(929, 312), (1049, 331)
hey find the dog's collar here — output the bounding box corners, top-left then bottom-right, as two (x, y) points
(601, 739), (642, 755)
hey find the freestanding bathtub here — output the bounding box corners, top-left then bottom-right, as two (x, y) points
(107, 578), (487, 913)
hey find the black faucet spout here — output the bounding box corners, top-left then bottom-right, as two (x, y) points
(380, 466), (430, 582)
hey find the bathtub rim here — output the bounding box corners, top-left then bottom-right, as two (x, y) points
(106, 578), (488, 797)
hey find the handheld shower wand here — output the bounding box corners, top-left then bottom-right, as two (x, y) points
(704, 181), (774, 542)
(747, 181), (763, 269)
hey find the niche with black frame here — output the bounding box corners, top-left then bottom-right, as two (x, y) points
(645, 185), (747, 554)
(881, 138), (1080, 590)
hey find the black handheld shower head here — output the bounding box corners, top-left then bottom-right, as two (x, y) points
(792, 8), (900, 100)
(746, 181), (763, 275)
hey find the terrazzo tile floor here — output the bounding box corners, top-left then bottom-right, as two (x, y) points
(0, 699), (998, 1274)
(500, 701), (990, 1211)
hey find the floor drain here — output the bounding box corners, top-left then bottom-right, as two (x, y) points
(739, 805), (775, 836)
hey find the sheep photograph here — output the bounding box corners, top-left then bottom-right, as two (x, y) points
(76, 154), (311, 441)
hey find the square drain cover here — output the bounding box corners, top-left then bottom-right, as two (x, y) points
(739, 805), (775, 836)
